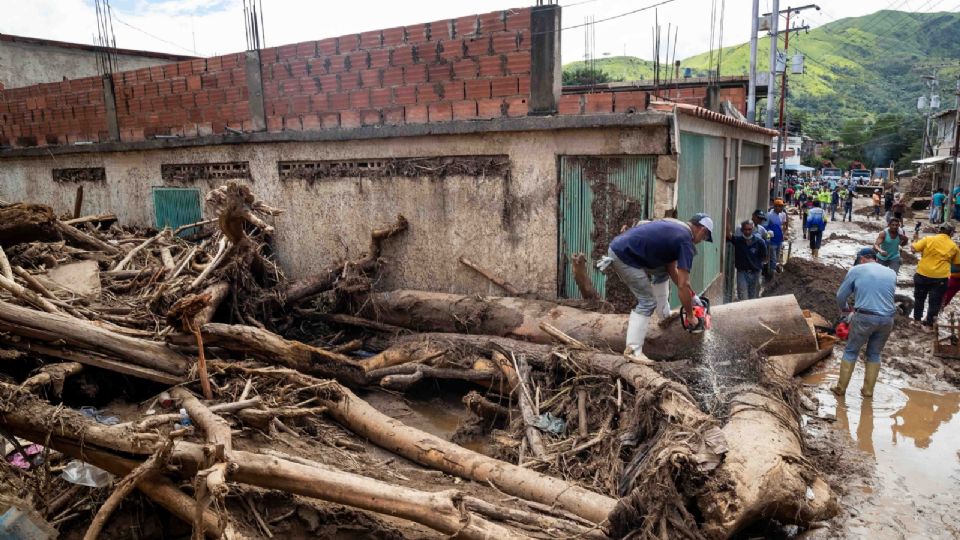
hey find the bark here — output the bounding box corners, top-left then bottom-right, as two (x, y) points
(492, 351), (545, 459)
(358, 341), (446, 372)
(570, 253), (601, 301)
(0, 301), (191, 375)
(368, 291), (818, 359)
(197, 323), (366, 386)
(21, 362), (83, 396)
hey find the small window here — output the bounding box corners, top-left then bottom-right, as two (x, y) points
(52, 167), (106, 183)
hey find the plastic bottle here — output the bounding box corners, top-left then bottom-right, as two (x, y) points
(179, 408), (191, 427)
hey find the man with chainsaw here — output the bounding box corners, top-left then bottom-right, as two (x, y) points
(604, 213), (714, 360)
(833, 247), (897, 398)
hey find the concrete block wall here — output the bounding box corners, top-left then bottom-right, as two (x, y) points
(260, 7), (533, 129)
(0, 77), (108, 146)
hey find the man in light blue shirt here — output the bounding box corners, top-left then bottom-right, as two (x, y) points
(832, 247), (897, 398)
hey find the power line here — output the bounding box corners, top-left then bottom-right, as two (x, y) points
(111, 14), (197, 54)
(559, 0), (679, 31)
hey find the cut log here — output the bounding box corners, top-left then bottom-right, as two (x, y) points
(197, 323), (366, 385)
(767, 348), (833, 379)
(0, 301), (191, 375)
(368, 291), (818, 359)
(570, 253), (600, 301)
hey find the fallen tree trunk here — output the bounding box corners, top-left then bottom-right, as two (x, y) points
(0, 203), (60, 247)
(368, 291), (818, 359)
(0, 301), (191, 375)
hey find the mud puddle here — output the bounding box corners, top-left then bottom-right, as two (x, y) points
(803, 361), (960, 538)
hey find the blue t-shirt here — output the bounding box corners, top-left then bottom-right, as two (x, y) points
(933, 192), (947, 207)
(610, 221), (696, 271)
(728, 235), (767, 272)
(766, 210), (785, 246)
(836, 262), (897, 317)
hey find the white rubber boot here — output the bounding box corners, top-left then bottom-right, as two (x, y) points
(625, 311), (651, 363)
(653, 280), (671, 319)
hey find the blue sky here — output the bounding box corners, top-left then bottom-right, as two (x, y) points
(0, 0), (957, 62)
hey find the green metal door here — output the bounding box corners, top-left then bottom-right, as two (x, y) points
(152, 187), (202, 236)
(558, 156), (655, 299)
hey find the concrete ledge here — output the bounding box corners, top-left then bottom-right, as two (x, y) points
(0, 112), (672, 159)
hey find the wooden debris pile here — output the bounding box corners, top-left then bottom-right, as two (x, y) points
(0, 185), (837, 539)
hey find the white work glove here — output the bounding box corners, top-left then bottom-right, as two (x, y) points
(596, 256), (614, 272)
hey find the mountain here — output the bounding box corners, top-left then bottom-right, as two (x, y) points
(563, 10), (960, 140)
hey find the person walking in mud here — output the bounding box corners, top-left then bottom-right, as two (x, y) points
(911, 222), (960, 329)
(892, 194), (906, 223)
(726, 220), (767, 300)
(873, 217), (908, 274)
(602, 213), (714, 361)
(842, 188), (855, 222)
(766, 199), (788, 273)
(806, 200), (827, 257)
(833, 248), (897, 398)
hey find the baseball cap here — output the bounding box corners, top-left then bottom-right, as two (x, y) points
(854, 247), (876, 265)
(752, 209), (767, 221)
(774, 198), (785, 206)
(691, 213), (714, 242)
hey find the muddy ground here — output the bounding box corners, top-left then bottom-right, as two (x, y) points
(771, 198), (960, 539)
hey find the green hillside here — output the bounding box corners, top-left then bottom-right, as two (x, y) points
(563, 56), (656, 82)
(563, 10), (960, 140)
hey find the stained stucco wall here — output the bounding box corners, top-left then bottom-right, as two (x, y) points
(0, 126), (669, 296)
(0, 40), (181, 89)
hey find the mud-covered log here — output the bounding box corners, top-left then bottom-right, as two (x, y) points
(570, 253), (600, 301)
(0, 203), (60, 248)
(368, 291), (818, 359)
(0, 301), (191, 375)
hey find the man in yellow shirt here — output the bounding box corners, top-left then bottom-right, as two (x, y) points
(912, 223), (960, 328)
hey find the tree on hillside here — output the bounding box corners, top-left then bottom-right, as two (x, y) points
(562, 66), (619, 86)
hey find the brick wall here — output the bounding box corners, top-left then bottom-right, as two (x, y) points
(113, 53), (251, 141)
(0, 77), (108, 146)
(259, 7), (532, 131)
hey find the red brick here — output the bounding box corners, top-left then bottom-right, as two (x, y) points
(381, 106), (404, 124)
(583, 92), (614, 113)
(320, 74), (339, 93)
(477, 98), (504, 119)
(318, 38), (338, 56)
(491, 31), (519, 53)
(404, 64), (428, 84)
(393, 86), (416, 105)
(297, 41), (317, 57)
(505, 7), (530, 31)
(149, 66), (164, 80)
(455, 15), (479, 36)
(369, 49), (390, 68)
(329, 55), (351, 73)
(505, 51), (531, 74)
(340, 72), (361, 91)
(428, 102), (452, 122)
(359, 30), (383, 50)
(350, 90), (371, 109)
(478, 55), (504, 77)
(290, 59), (309, 78)
(406, 23), (431, 44)
(301, 113), (322, 130)
(340, 110), (361, 128)
(429, 19), (454, 40)
(370, 87), (392, 107)
(350, 51), (371, 70)
(267, 116), (283, 132)
(321, 112), (340, 128)
(452, 100), (477, 120)
(361, 109), (382, 126)
(284, 115), (303, 131)
(518, 75), (530, 95)
(465, 79), (491, 99)
(382, 67), (404, 86)
(162, 64), (178, 78)
(517, 29), (531, 50)
(465, 36), (491, 57)
(416, 83), (442, 104)
(390, 45), (415, 67)
(614, 91), (648, 113)
(290, 95), (311, 114)
(558, 94), (582, 115)
(310, 93), (328, 112)
(405, 104), (428, 123)
(360, 69), (381, 88)
(340, 34), (361, 52)
(439, 40), (462, 61)
(504, 96), (528, 117)
(278, 44), (298, 59)
(308, 58), (327, 75)
(328, 92), (350, 110)
(443, 80), (465, 101)
(427, 63), (452, 82)
(479, 10), (506, 33)
(491, 76), (518, 97)
(382, 27), (406, 47)
(451, 59), (478, 80)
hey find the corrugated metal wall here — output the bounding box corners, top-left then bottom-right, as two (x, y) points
(152, 187), (202, 236)
(558, 156), (655, 299)
(676, 132), (725, 295)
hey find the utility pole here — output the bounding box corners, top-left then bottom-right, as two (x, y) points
(765, 4), (818, 198)
(764, 0), (779, 130)
(747, 0), (760, 123)
(918, 71), (940, 198)
(949, 76), (960, 195)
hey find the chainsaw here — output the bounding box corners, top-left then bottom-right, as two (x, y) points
(814, 310), (851, 340)
(681, 295), (712, 334)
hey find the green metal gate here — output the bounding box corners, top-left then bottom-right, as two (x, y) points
(558, 156), (655, 299)
(152, 187), (203, 236)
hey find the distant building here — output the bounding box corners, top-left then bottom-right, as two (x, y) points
(913, 109), (957, 189)
(0, 33), (194, 89)
(772, 134), (804, 170)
